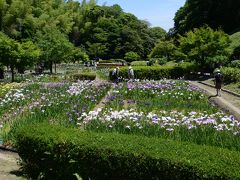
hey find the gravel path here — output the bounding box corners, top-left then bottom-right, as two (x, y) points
(0, 149), (24, 179)
(189, 81), (240, 120)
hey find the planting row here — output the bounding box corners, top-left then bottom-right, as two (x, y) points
(0, 80), (111, 144)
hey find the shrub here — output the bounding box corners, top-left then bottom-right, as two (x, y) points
(131, 61), (147, 66)
(147, 58), (167, 66)
(229, 60), (240, 68)
(124, 52), (140, 62)
(220, 67), (240, 83)
(70, 72), (96, 81)
(15, 124), (240, 179)
(109, 64), (196, 80)
(99, 59), (115, 63)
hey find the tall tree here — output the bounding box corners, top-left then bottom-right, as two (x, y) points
(36, 27), (74, 73)
(0, 31), (19, 81)
(18, 40), (41, 73)
(173, 0), (240, 36)
(149, 40), (176, 61)
(177, 26), (231, 71)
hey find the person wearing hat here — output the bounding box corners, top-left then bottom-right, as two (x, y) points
(112, 66), (119, 84)
(214, 69), (224, 96)
(128, 66), (134, 81)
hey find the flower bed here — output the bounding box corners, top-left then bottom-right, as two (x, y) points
(75, 80), (240, 150)
(2, 78), (240, 178)
(0, 80), (111, 144)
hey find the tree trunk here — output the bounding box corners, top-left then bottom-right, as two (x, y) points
(0, 68), (4, 79)
(18, 66), (25, 74)
(49, 61), (53, 74)
(54, 63), (57, 74)
(10, 64), (14, 82)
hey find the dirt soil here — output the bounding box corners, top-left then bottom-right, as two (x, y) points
(189, 81), (240, 120)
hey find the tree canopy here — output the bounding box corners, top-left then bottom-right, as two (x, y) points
(176, 26), (231, 71)
(172, 0), (240, 36)
(0, 0), (166, 68)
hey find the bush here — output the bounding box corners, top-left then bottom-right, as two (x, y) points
(220, 67), (240, 83)
(15, 124), (240, 179)
(70, 72), (96, 81)
(99, 59), (115, 63)
(109, 64), (196, 80)
(131, 61), (147, 66)
(229, 60), (240, 68)
(149, 57), (168, 65)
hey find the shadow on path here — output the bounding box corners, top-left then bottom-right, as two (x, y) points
(208, 94), (218, 99)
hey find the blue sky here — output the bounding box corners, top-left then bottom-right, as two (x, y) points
(96, 0), (186, 31)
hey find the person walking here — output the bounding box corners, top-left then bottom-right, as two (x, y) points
(112, 67), (119, 84)
(214, 69), (224, 96)
(128, 66), (134, 80)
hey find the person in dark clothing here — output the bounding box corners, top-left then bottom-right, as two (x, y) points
(214, 69), (224, 96)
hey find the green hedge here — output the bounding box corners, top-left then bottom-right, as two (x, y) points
(109, 63), (197, 80)
(221, 67), (240, 83)
(70, 72), (96, 81)
(15, 124), (240, 179)
(130, 61), (147, 66)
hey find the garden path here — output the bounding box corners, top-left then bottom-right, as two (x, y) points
(189, 81), (240, 120)
(0, 149), (23, 179)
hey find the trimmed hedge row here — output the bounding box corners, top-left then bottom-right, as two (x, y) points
(70, 72), (96, 81)
(109, 63), (198, 80)
(15, 124), (240, 179)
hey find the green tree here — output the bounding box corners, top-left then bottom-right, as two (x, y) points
(124, 51), (140, 62)
(0, 31), (19, 81)
(36, 27), (74, 73)
(87, 42), (107, 59)
(173, 0), (240, 36)
(149, 40), (176, 61)
(70, 47), (89, 63)
(18, 40), (41, 73)
(177, 26), (231, 71)
(229, 32), (240, 60)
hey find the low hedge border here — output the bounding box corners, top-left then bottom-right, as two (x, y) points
(109, 64), (197, 80)
(70, 72), (96, 81)
(15, 124), (240, 179)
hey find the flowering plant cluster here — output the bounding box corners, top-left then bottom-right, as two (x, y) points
(0, 80), (111, 143)
(0, 82), (21, 97)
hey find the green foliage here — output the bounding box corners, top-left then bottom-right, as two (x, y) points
(124, 51), (140, 62)
(70, 48), (89, 63)
(230, 32), (240, 59)
(220, 67), (240, 83)
(109, 64), (196, 80)
(149, 40), (176, 61)
(36, 27), (75, 73)
(0, 0), (165, 70)
(0, 31), (19, 66)
(149, 57), (168, 65)
(173, 0), (240, 35)
(147, 27), (166, 42)
(230, 32), (240, 50)
(130, 61), (147, 66)
(229, 60), (240, 68)
(15, 124), (240, 179)
(70, 72), (96, 81)
(99, 59), (115, 63)
(177, 26), (231, 71)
